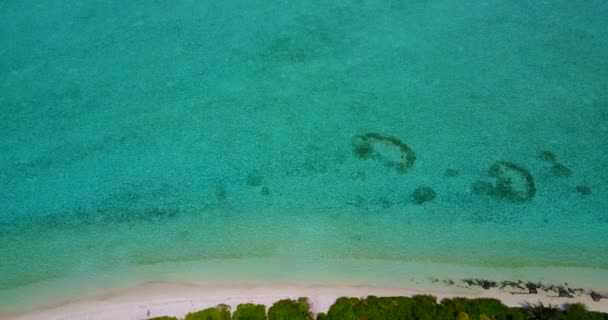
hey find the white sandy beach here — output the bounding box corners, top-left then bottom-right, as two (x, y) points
(2, 281), (606, 320)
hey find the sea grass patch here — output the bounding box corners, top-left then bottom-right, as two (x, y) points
(352, 133), (416, 174)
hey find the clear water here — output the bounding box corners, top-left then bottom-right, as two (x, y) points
(1, 0), (608, 311)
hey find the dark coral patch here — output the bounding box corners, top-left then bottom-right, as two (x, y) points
(246, 169), (264, 187)
(348, 195), (367, 209)
(352, 133), (416, 174)
(538, 150), (557, 163)
(371, 197), (393, 209)
(576, 185), (592, 196)
(489, 161), (536, 203)
(443, 168), (460, 177)
(215, 186), (228, 201)
(412, 186), (437, 205)
(354, 141), (374, 158)
(537, 150), (574, 178)
(474, 161), (536, 203)
(551, 163), (573, 177)
(378, 197), (393, 209)
(261, 186), (271, 197)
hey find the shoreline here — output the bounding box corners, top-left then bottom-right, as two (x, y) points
(2, 280), (607, 320)
(2, 258), (608, 319)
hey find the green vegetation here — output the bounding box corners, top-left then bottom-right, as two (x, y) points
(148, 295), (608, 320)
(232, 303), (266, 320)
(455, 312), (469, 320)
(268, 298), (313, 320)
(322, 295), (607, 320)
(440, 297), (522, 320)
(185, 304), (231, 320)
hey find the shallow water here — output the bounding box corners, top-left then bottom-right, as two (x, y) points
(1, 0), (608, 311)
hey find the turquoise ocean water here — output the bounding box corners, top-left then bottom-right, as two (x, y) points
(1, 0), (608, 312)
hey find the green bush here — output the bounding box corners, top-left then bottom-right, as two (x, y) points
(440, 297), (524, 320)
(325, 295), (446, 320)
(563, 303), (608, 320)
(524, 302), (563, 320)
(147, 295), (608, 320)
(268, 298), (313, 320)
(233, 303), (267, 320)
(324, 297), (365, 320)
(455, 312), (469, 320)
(184, 304), (231, 320)
(365, 296), (417, 320)
(411, 295), (441, 320)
